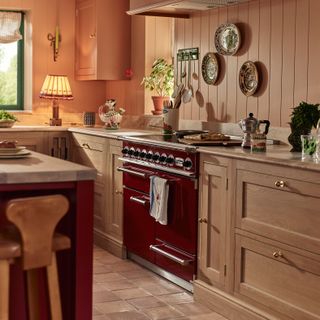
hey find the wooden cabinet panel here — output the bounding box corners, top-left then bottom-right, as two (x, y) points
(75, 0), (131, 80)
(235, 234), (320, 320)
(236, 165), (320, 253)
(198, 155), (231, 289)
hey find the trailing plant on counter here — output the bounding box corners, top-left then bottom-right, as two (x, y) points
(288, 101), (320, 152)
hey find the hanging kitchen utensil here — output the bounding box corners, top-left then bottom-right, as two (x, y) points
(182, 57), (193, 104)
(195, 59), (204, 107)
(192, 59), (198, 81)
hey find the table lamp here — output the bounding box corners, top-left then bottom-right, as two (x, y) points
(39, 75), (73, 126)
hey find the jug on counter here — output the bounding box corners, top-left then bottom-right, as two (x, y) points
(238, 113), (270, 148)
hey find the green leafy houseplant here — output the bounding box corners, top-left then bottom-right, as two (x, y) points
(288, 101), (320, 152)
(141, 58), (174, 115)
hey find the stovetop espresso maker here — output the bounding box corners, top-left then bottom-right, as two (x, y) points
(238, 113), (270, 148)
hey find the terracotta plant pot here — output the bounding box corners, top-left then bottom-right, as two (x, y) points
(151, 96), (170, 115)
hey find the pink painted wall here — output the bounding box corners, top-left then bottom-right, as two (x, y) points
(174, 0), (320, 127)
(0, 0), (106, 116)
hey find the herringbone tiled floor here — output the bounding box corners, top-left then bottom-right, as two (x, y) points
(93, 246), (227, 320)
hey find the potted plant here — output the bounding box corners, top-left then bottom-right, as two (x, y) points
(288, 101), (320, 152)
(141, 58), (174, 115)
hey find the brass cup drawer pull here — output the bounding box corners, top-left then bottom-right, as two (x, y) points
(115, 190), (123, 195)
(198, 218), (208, 224)
(274, 180), (286, 188)
(273, 251), (283, 258)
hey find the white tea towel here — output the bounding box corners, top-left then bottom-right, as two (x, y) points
(149, 175), (169, 225)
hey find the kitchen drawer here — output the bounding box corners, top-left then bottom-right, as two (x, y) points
(235, 234), (320, 320)
(236, 166), (320, 253)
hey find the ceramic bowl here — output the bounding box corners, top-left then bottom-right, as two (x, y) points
(0, 120), (16, 128)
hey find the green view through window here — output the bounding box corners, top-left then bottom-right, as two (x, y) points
(0, 11), (24, 110)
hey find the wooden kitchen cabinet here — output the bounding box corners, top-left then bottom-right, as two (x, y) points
(47, 132), (70, 160)
(0, 132), (47, 153)
(75, 0), (131, 80)
(197, 154), (233, 290)
(71, 133), (124, 257)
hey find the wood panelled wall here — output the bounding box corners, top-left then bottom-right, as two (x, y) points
(174, 0), (320, 127)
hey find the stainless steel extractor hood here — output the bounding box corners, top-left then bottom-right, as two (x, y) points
(127, 0), (249, 18)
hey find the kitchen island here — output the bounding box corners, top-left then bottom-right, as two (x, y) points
(0, 152), (96, 320)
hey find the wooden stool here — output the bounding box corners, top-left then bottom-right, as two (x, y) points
(0, 194), (71, 320)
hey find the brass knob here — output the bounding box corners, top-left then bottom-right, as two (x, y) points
(273, 251), (283, 258)
(115, 190), (123, 195)
(275, 180), (286, 188)
(89, 33), (96, 39)
(198, 218), (208, 224)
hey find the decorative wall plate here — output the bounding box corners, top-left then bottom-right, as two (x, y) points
(239, 61), (259, 96)
(201, 52), (219, 85)
(215, 23), (241, 56)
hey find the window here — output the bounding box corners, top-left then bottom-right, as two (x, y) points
(0, 11), (24, 110)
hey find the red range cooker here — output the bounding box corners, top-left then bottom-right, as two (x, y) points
(117, 134), (199, 291)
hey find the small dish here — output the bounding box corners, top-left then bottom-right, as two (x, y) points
(0, 120), (15, 128)
(239, 61), (259, 96)
(215, 23), (241, 56)
(202, 52), (219, 85)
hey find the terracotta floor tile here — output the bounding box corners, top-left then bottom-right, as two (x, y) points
(113, 288), (152, 300)
(143, 305), (184, 320)
(94, 283), (110, 293)
(104, 311), (151, 320)
(128, 296), (166, 309)
(189, 313), (225, 320)
(173, 302), (212, 316)
(111, 260), (144, 272)
(101, 279), (137, 291)
(119, 269), (155, 280)
(97, 255), (123, 265)
(93, 316), (108, 320)
(94, 272), (126, 283)
(94, 265), (113, 274)
(93, 290), (122, 303)
(93, 307), (103, 316)
(157, 292), (194, 305)
(142, 283), (183, 296)
(95, 301), (137, 314)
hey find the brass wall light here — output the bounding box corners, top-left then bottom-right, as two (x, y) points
(47, 26), (61, 61)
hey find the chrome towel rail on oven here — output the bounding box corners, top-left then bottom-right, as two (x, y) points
(129, 196), (149, 206)
(117, 166), (148, 178)
(150, 244), (193, 266)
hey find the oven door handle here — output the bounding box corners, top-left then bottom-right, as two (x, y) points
(130, 196), (149, 206)
(117, 166), (148, 178)
(149, 245), (193, 266)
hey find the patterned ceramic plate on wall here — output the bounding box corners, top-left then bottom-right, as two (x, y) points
(215, 23), (241, 56)
(202, 52), (219, 85)
(239, 61), (259, 96)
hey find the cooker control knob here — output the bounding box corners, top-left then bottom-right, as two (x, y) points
(139, 149), (147, 159)
(128, 148), (135, 156)
(133, 148), (140, 157)
(121, 146), (129, 155)
(183, 158), (193, 169)
(152, 152), (160, 161)
(146, 151), (153, 160)
(165, 155), (175, 165)
(159, 153), (167, 163)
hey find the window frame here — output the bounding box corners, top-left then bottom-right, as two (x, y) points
(0, 10), (24, 111)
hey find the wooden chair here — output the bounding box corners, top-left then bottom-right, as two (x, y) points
(0, 194), (71, 320)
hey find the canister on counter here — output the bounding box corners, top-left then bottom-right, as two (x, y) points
(83, 112), (96, 127)
(251, 132), (267, 152)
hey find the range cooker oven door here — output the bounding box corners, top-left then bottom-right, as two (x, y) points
(121, 163), (197, 282)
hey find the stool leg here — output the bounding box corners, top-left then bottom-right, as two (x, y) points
(46, 253), (62, 320)
(0, 260), (9, 320)
(27, 269), (41, 320)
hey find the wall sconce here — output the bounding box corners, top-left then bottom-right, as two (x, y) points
(39, 75), (74, 126)
(47, 26), (61, 62)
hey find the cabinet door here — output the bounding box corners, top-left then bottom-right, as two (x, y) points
(198, 159), (228, 288)
(75, 0), (97, 78)
(106, 141), (123, 241)
(47, 132), (70, 160)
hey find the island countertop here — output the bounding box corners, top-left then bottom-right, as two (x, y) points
(0, 151), (96, 184)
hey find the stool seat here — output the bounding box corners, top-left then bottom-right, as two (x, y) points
(52, 233), (71, 252)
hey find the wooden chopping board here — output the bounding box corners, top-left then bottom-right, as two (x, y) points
(178, 138), (242, 146)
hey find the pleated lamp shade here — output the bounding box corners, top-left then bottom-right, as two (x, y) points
(39, 75), (73, 100)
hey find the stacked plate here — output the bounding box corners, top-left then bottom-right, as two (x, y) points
(0, 146), (31, 159)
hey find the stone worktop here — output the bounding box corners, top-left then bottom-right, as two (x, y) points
(199, 144), (320, 173)
(0, 151), (96, 184)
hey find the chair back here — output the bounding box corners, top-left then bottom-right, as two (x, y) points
(6, 195), (69, 270)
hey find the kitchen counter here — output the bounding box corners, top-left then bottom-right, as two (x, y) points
(0, 151), (96, 184)
(199, 144), (320, 172)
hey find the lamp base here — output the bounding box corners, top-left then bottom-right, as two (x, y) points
(50, 118), (62, 126)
